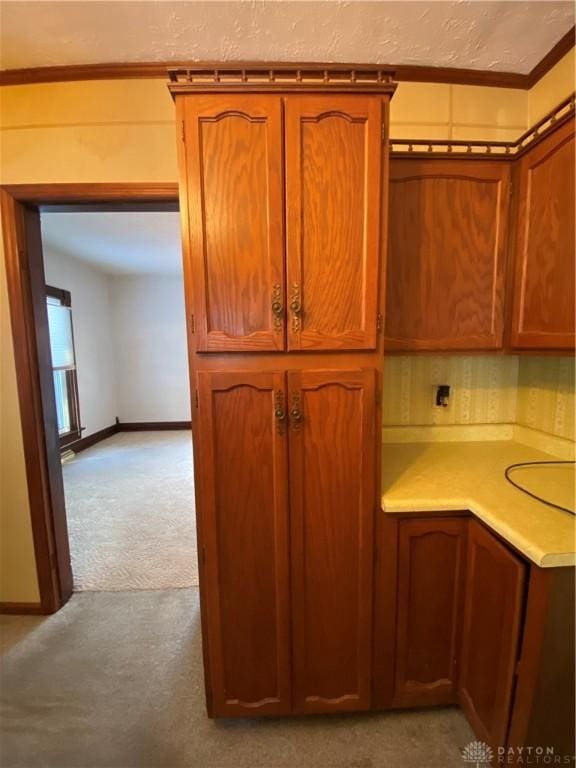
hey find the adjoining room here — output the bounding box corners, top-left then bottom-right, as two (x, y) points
(40, 209), (197, 592)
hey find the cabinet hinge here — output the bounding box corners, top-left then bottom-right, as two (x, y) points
(377, 312), (383, 332)
(194, 389), (199, 408)
(190, 314), (195, 333)
(181, 121), (185, 142)
(381, 124), (386, 141)
(508, 181), (513, 200)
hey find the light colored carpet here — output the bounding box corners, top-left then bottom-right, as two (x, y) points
(63, 431), (197, 591)
(0, 588), (478, 768)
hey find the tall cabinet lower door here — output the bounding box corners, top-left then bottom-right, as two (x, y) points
(288, 368), (376, 712)
(196, 371), (291, 716)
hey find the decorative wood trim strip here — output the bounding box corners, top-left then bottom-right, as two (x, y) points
(525, 25), (576, 88)
(0, 602), (44, 615)
(1, 30), (573, 90)
(117, 421), (192, 431)
(390, 93), (575, 159)
(167, 65), (397, 95)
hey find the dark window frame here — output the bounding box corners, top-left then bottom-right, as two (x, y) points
(46, 284), (82, 450)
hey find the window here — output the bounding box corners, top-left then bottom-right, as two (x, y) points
(46, 286), (81, 448)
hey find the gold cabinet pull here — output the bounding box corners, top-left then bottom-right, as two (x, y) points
(290, 283), (302, 332)
(289, 392), (302, 429)
(271, 284), (283, 332)
(274, 390), (286, 434)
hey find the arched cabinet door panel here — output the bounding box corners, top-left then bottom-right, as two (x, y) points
(196, 370), (291, 716)
(458, 521), (526, 751)
(285, 97), (384, 351)
(288, 368), (377, 712)
(510, 119), (575, 350)
(183, 96), (285, 351)
(386, 159), (510, 351)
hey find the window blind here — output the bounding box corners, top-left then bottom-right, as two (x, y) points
(47, 303), (75, 370)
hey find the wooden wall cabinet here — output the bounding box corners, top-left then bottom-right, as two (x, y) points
(509, 119), (575, 350)
(385, 160), (510, 351)
(182, 93), (385, 354)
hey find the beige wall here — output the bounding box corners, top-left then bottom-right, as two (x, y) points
(0, 237), (40, 603)
(0, 51), (574, 603)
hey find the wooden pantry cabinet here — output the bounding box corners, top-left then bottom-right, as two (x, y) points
(170, 67), (395, 717)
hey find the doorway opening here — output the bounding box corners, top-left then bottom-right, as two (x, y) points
(39, 206), (197, 592)
(1, 184), (195, 612)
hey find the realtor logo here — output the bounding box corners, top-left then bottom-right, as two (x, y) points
(462, 740), (494, 767)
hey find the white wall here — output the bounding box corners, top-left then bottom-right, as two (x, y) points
(43, 249), (117, 438)
(109, 275), (191, 423)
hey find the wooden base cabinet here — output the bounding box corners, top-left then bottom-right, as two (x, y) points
(458, 520), (526, 752)
(394, 516), (468, 707)
(196, 368), (377, 716)
(374, 514), (574, 761)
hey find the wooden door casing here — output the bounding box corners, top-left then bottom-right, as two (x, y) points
(458, 520), (526, 750)
(183, 95), (285, 352)
(288, 368), (377, 712)
(386, 159), (510, 351)
(285, 96), (383, 351)
(509, 119), (575, 350)
(394, 517), (468, 707)
(196, 370), (291, 716)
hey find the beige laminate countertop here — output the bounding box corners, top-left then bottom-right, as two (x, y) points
(381, 441), (576, 568)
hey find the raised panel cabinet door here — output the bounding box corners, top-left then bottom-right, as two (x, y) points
(183, 95), (285, 351)
(510, 119), (575, 350)
(285, 96), (384, 351)
(288, 368), (376, 712)
(386, 159), (510, 351)
(394, 517), (468, 707)
(458, 521), (526, 751)
(196, 371), (291, 716)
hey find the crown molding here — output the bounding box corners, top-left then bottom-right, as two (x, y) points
(0, 28), (573, 89)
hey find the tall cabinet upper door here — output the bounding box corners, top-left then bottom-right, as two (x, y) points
(288, 368), (376, 712)
(285, 96), (383, 351)
(510, 119), (575, 350)
(183, 96), (285, 351)
(196, 371), (291, 716)
(386, 159), (510, 351)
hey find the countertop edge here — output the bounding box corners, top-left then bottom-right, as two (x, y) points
(381, 496), (576, 568)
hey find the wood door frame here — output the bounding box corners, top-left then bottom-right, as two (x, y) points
(1, 183), (179, 614)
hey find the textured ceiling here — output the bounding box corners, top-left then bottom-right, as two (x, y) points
(40, 212), (183, 276)
(0, 1), (574, 74)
